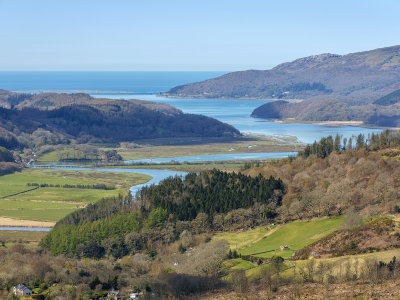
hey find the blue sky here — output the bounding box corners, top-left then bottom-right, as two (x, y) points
(0, 0), (399, 71)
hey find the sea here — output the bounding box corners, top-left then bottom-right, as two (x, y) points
(0, 71), (382, 144)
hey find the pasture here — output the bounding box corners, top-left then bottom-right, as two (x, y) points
(0, 169), (151, 223)
(237, 218), (343, 259)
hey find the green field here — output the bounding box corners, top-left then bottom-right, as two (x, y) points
(0, 199), (81, 210)
(36, 151), (64, 162)
(0, 169), (150, 187)
(0, 169), (151, 222)
(223, 258), (255, 271)
(0, 209), (77, 222)
(13, 187), (122, 203)
(239, 218), (343, 259)
(0, 185), (37, 198)
(213, 226), (276, 250)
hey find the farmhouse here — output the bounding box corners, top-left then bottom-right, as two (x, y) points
(13, 284), (33, 296)
(107, 290), (121, 299)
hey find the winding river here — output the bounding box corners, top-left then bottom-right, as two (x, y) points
(7, 94), (385, 231)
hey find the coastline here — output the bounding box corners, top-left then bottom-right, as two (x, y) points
(273, 119), (399, 130)
(274, 119), (365, 127)
(159, 93), (303, 102)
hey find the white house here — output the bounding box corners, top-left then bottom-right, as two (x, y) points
(107, 290), (120, 299)
(13, 284), (33, 296)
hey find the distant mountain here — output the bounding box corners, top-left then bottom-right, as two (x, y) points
(0, 90), (240, 148)
(164, 45), (400, 104)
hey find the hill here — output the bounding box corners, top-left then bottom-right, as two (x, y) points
(0, 90), (240, 148)
(164, 45), (400, 104)
(251, 98), (400, 127)
(293, 217), (400, 259)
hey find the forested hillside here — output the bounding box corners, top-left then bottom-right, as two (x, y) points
(251, 98), (400, 127)
(41, 170), (284, 257)
(165, 45), (400, 104)
(374, 89), (400, 106)
(0, 90), (240, 149)
(245, 131), (400, 220)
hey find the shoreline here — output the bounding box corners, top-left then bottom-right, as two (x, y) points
(159, 94), (303, 102)
(272, 119), (397, 130)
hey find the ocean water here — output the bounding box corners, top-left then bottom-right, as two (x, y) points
(0, 71), (226, 93)
(0, 71), (383, 143)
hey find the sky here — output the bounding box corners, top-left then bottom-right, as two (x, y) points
(0, 0), (399, 71)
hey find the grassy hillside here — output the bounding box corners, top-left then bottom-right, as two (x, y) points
(237, 218), (342, 259)
(293, 217), (400, 259)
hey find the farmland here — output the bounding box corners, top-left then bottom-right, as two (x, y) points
(0, 168), (151, 223)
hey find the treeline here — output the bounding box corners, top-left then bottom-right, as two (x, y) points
(27, 183), (115, 190)
(300, 130), (400, 158)
(0, 146), (20, 175)
(41, 212), (140, 257)
(0, 146), (13, 162)
(137, 169), (284, 221)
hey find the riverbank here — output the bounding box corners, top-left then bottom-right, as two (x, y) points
(159, 93), (303, 103)
(273, 118), (388, 128)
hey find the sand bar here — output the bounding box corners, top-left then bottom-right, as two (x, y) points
(0, 217), (55, 228)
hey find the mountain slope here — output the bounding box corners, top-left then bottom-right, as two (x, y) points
(165, 45), (400, 104)
(374, 89), (400, 106)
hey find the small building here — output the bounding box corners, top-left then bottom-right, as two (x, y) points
(107, 290), (121, 299)
(280, 245), (289, 251)
(130, 292), (139, 299)
(13, 284), (33, 296)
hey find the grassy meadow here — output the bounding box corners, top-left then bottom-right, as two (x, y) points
(217, 218), (343, 259)
(0, 169), (151, 223)
(116, 137), (299, 160)
(36, 135), (300, 162)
